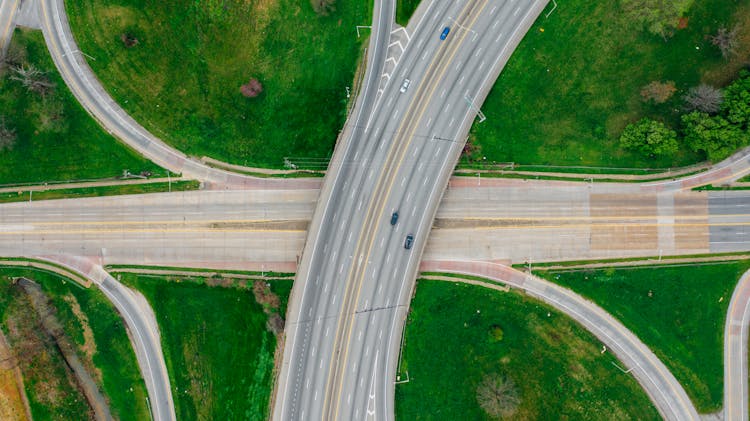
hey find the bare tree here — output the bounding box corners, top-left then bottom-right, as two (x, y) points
(683, 84), (723, 113)
(1, 42), (26, 70)
(711, 26), (739, 59)
(0, 116), (16, 152)
(640, 81), (677, 104)
(240, 78), (263, 98)
(9, 64), (55, 97)
(476, 373), (520, 419)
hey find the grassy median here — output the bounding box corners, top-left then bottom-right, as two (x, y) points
(0, 29), (162, 185)
(66, 0), (371, 169)
(470, 0), (750, 169)
(120, 273), (292, 420)
(0, 267), (149, 421)
(396, 280), (659, 420)
(540, 261), (750, 412)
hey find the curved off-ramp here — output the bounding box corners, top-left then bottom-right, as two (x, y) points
(37, 0), (319, 190)
(8, 255), (176, 421)
(725, 269), (750, 421)
(420, 260), (700, 421)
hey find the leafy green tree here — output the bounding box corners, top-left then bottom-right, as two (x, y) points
(682, 111), (746, 161)
(722, 70), (750, 128)
(620, 0), (694, 39)
(619, 118), (679, 157)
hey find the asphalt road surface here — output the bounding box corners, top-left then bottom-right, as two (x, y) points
(276, 1), (550, 419)
(3, 187), (750, 265)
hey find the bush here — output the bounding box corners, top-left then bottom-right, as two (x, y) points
(641, 81), (676, 104)
(682, 111), (745, 161)
(619, 118), (679, 157)
(723, 70), (750, 128)
(619, 0), (694, 39)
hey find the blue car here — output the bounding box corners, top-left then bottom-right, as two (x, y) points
(440, 27), (450, 40)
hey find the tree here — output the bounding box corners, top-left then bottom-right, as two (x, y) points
(711, 26), (739, 59)
(683, 84), (723, 113)
(476, 374), (520, 419)
(620, 0), (694, 39)
(722, 70), (750, 128)
(640, 81), (677, 104)
(682, 111), (745, 161)
(240, 78), (263, 98)
(0, 117), (16, 152)
(619, 118), (679, 157)
(311, 0), (336, 16)
(9, 64), (55, 97)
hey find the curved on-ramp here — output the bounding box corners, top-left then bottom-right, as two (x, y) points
(6, 255), (176, 421)
(37, 0), (319, 190)
(725, 269), (750, 421)
(420, 260), (700, 421)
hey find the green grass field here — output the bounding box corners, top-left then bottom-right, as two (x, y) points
(0, 179), (200, 203)
(470, 0), (750, 169)
(0, 29), (162, 185)
(121, 273), (291, 420)
(540, 261), (750, 412)
(66, 0), (371, 169)
(396, 0), (421, 26)
(0, 267), (149, 421)
(396, 280), (659, 420)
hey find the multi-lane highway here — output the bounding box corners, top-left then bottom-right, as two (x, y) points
(5, 186), (750, 267)
(276, 1), (554, 419)
(3, 0), (750, 418)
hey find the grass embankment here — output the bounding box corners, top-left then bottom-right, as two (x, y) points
(120, 273), (293, 420)
(396, 0), (421, 26)
(396, 280), (659, 420)
(470, 0), (750, 169)
(66, 0), (371, 169)
(0, 268), (148, 421)
(0, 180), (200, 203)
(0, 29), (162, 185)
(539, 261), (750, 412)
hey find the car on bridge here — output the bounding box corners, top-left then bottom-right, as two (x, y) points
(404, 234), (414, 249)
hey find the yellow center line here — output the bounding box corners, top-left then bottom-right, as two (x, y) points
(328, 1), (489, 419)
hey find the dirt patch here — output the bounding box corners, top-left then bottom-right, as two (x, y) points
(183, 326), (214, 420)
(251, 281), (284, 335)
(62, 294), (103, 384)
(209, 220), (308, 231)
(3, 283), (92, 418)
(0, 330), (31, 421)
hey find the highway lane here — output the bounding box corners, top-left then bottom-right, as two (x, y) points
(725, 269), (750, 421)
(0, 0), (19, 56)
(420, 260), (700, 420)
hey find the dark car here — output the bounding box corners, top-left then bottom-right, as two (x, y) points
(390, 212), (399, 225)
(440, 27), (450, 40)
(404, 234), (414, 249)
